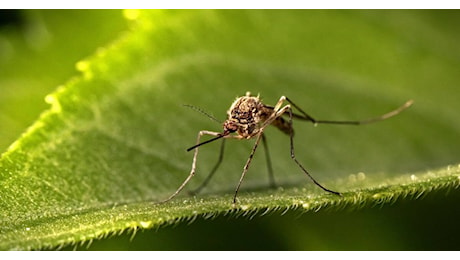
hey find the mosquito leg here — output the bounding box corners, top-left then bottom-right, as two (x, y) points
(285, 96), (413, 125)
(261, 133), (275, 188)
(159, 130), (222, 203)
(260, 97), (340, 195)
(190, 139), (226, 195)
(233, 133), (263, 204)
(284, 96), (317, 123)
(284, 105), (342, 196)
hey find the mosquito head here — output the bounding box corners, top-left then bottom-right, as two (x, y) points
(223, 119), (239, 133)
(184, 103), (239, 152)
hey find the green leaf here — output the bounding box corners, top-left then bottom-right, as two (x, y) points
(1, 10), (460, 250)
(0, 10), (128, 151)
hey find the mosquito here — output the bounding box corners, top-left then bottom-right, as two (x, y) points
(162, 92), (413, 204)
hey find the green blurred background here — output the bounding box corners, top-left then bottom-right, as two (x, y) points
(1, 10), (459, 250)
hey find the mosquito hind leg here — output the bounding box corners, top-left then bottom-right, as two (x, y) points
(283, 104), (342, 196)
(284, 96), (414, 125)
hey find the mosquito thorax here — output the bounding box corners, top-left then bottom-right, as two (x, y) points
(225, 93), (271, 138)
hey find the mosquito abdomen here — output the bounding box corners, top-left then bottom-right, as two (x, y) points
(271, 116), (292, 135)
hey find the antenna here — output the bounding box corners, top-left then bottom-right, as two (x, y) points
(183, 104), (221, 123)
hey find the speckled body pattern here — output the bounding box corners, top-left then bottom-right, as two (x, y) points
(224, 92), (290, 138)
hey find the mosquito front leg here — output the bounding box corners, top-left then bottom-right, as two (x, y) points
(160, 130), (222, 203)
(190, 139), (226, 195)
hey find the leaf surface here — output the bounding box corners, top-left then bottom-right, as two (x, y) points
(1, 10), (459, 250)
